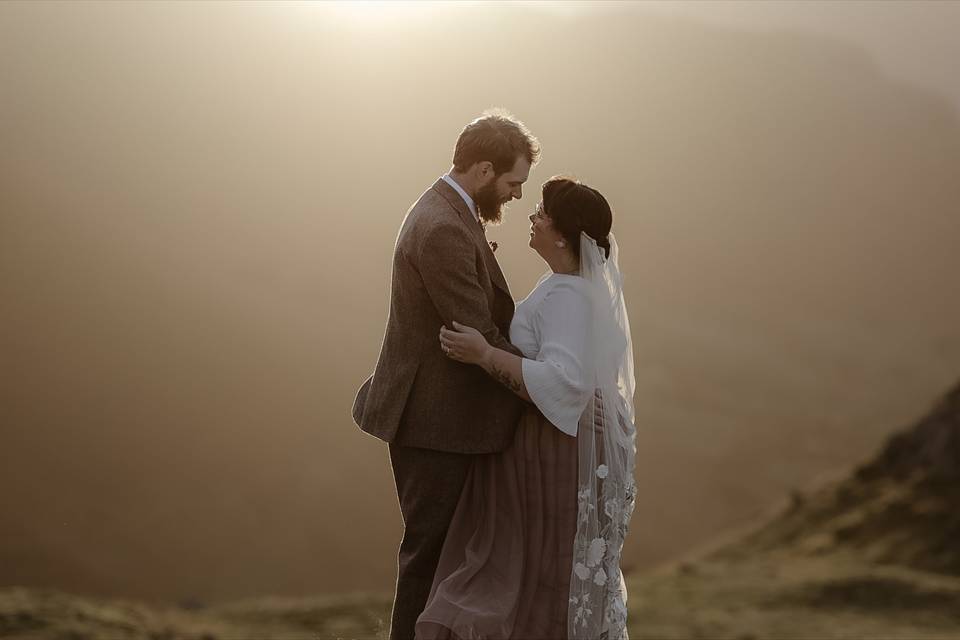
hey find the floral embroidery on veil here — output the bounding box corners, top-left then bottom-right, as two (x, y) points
(568, 231), (637, 640)
(569, 452), (636, 639)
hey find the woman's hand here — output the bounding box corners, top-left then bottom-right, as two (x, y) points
(439, 321), (492, 366)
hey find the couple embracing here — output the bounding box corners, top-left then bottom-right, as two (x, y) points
(352, 110), (637, 640)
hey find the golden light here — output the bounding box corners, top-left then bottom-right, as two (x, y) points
(308, 0), (462, 29)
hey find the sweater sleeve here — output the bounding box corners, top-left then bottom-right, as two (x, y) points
(521, 279), (594, 437)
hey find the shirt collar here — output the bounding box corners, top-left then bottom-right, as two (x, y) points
(441, 174), (478, 221)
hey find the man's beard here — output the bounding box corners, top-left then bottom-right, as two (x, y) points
(475, 180), (508, 225)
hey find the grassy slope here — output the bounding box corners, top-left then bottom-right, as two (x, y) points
(4, 551), (960, 640)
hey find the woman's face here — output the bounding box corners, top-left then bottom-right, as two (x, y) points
(528, 201), (565, 257)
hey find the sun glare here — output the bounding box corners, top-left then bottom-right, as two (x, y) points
(320, 1), (452, 29)
(287, 1), (593, 34)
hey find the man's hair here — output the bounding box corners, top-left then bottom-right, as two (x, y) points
(452, 108), (541, 175)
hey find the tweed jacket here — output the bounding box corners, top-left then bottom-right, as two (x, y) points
(351, 178), (524, 453)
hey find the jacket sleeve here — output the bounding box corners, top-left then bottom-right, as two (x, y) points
(418, 219), (520, 356)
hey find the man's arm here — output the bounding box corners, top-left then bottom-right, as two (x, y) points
(418, 220), (521, 356)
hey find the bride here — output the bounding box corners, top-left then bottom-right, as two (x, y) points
(418, 176), (637, 639)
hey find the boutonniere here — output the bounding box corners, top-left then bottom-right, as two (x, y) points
(489, 240), (498, 253)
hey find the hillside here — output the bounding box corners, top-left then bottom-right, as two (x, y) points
(641, 378), (960, 639)
(3, 381), (959, 639)
(727, 380), (960, 575)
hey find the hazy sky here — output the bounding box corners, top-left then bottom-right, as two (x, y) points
(381, 0), (960, 109)
(643, 0), (960, 109)
(2, 0), (959, 603)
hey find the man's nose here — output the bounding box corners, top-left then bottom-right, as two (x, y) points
(513, 186), (523, 200)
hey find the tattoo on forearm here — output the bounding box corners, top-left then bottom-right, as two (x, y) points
(490, 363), (524, 395)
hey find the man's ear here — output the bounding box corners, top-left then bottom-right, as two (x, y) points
(475, 160), (494, 180)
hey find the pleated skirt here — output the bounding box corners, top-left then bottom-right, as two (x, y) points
(415, 404), (579, 640)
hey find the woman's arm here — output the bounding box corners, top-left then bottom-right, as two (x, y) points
(439, 321), (532, 402)
(442, 281), (593, 437)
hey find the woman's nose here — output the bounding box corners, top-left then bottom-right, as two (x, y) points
(528, 213), (535, 222)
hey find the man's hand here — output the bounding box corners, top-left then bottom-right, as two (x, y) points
(439, 321), (493, 367)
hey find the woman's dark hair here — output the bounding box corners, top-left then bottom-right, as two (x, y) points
(452, 108), (541, 175)
(541, 176), (612, 259)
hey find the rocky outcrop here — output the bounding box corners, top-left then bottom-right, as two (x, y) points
(735, 380), (960, 576)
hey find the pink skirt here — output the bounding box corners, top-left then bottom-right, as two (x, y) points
(415, 404), (579, 640)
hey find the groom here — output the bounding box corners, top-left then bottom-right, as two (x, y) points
(352, 110), (540, 640)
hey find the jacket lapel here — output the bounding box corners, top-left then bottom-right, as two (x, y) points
(431, 178), (512, 298)
(482, 241), (513, 299)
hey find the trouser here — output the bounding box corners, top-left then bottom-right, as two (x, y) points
(387, 443), (474, 640)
